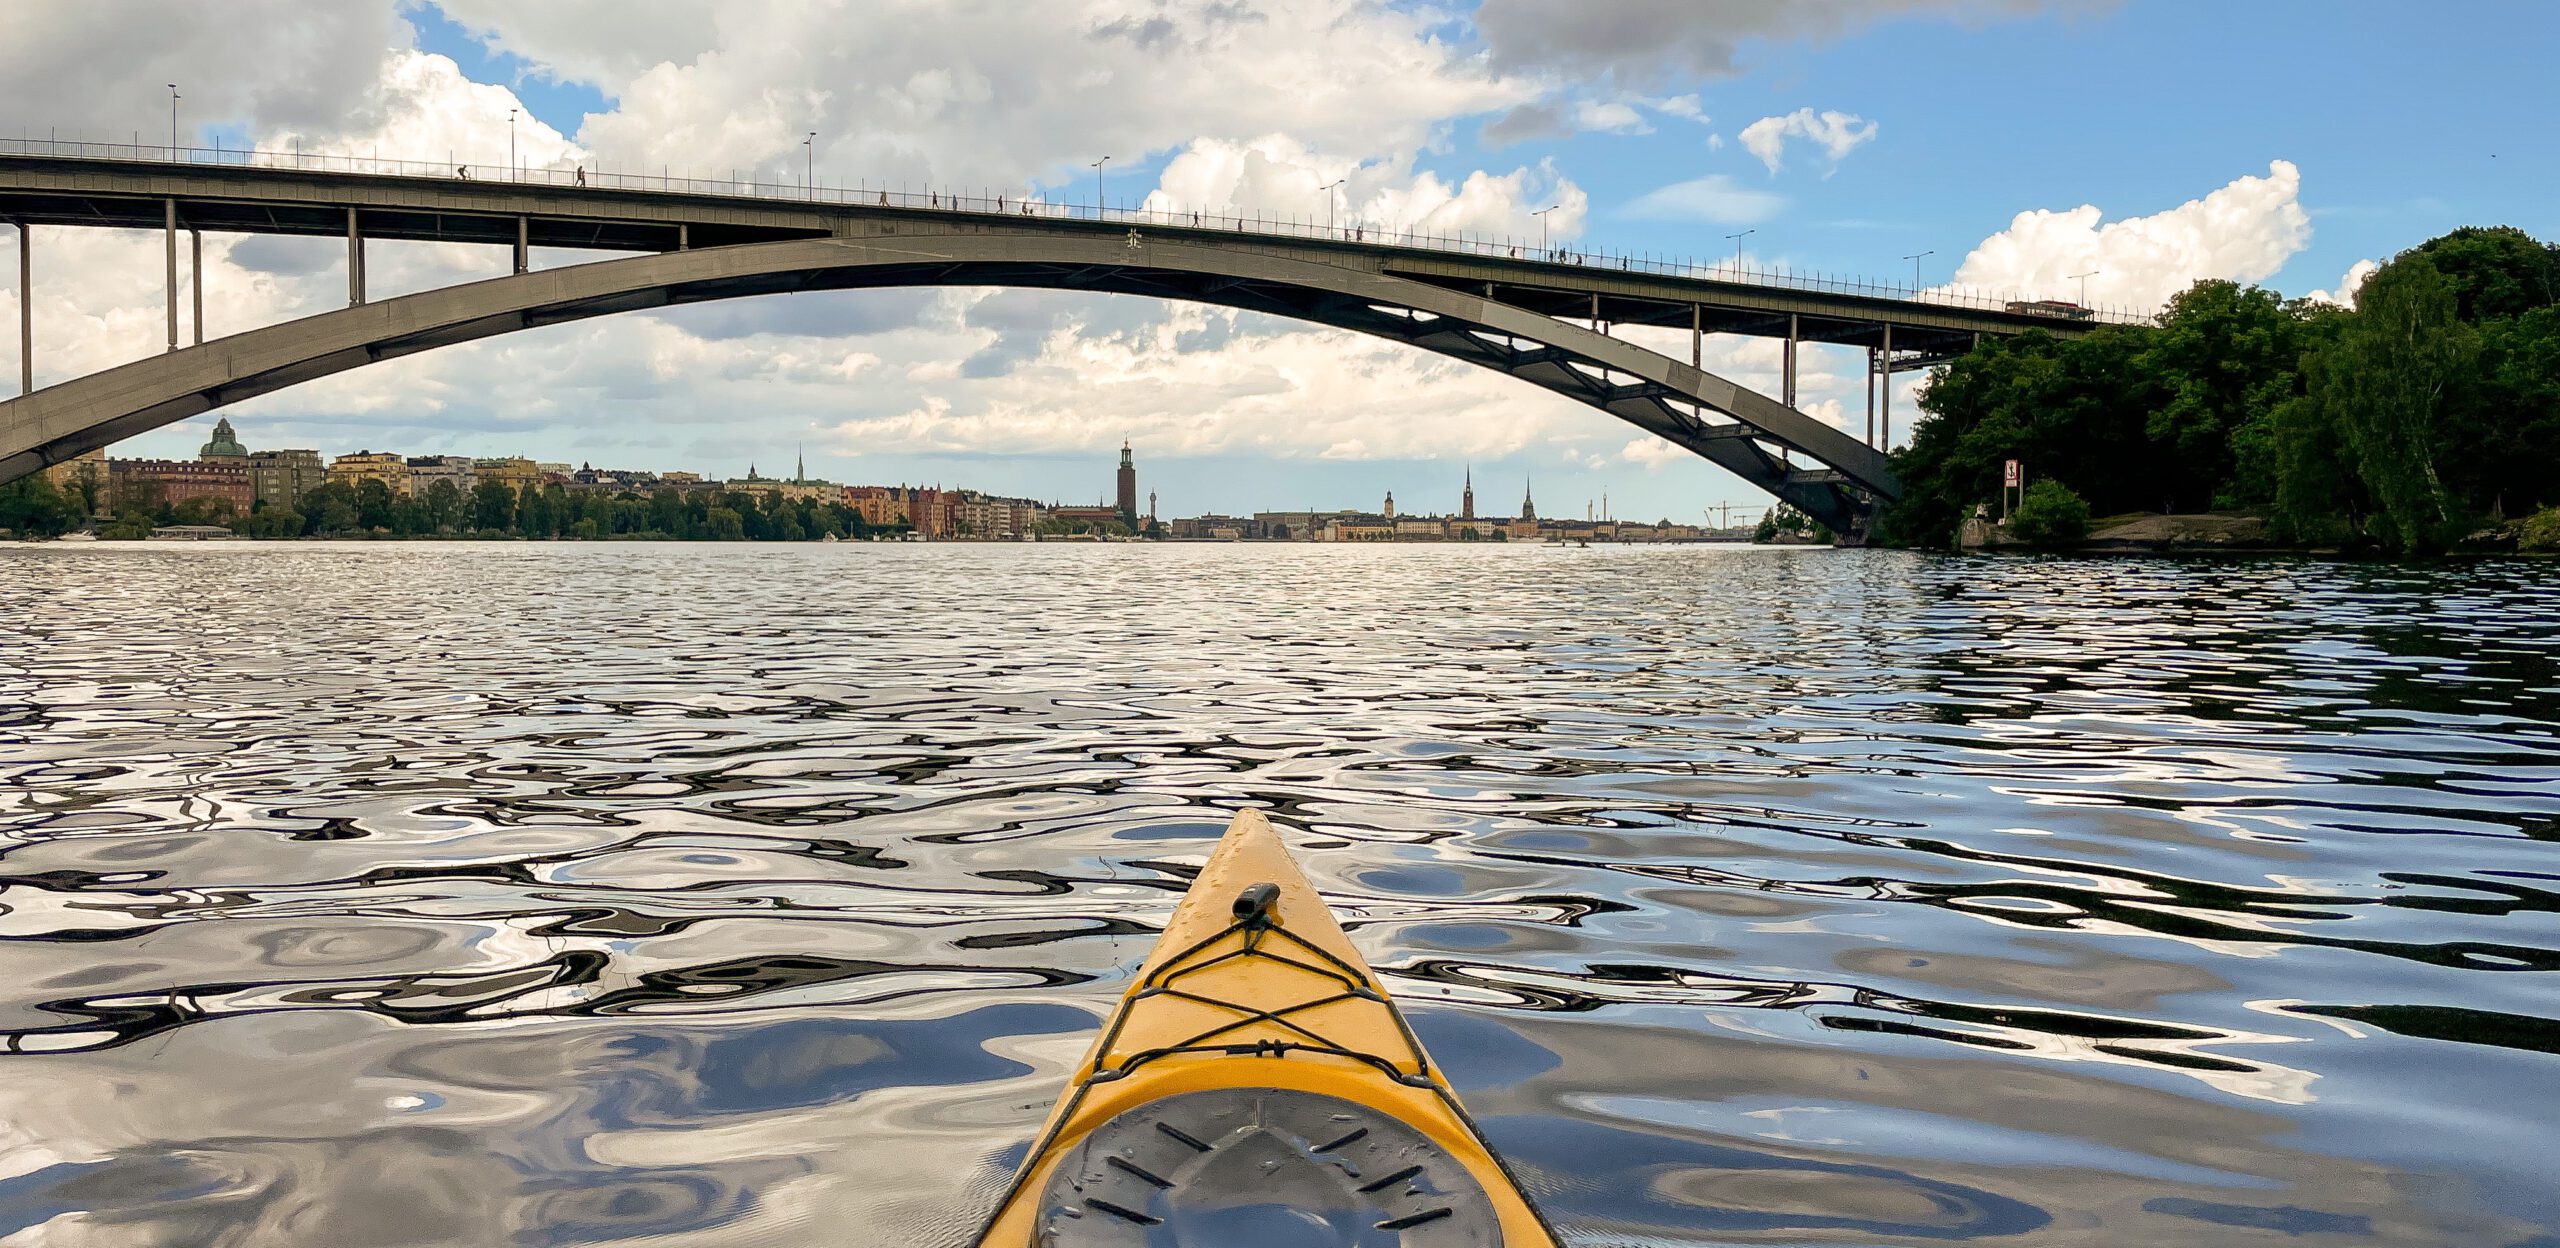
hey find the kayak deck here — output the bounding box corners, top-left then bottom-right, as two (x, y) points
(973, 809), (1557, 1246)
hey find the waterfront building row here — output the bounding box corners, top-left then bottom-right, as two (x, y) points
(1164, 510), (1707, 543)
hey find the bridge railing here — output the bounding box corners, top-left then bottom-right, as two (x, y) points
(0, 136), (2154, 327)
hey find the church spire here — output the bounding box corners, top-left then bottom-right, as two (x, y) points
(1520, 475), (1536, 522)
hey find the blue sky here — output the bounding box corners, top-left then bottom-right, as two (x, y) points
(27, 1), (2559, 521)
(408, 0), (2559, 303)
(398, 0), (2555, 302)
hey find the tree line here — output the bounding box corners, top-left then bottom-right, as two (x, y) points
(0, 473), (910, 542)
(1884, 226), (2560, 553)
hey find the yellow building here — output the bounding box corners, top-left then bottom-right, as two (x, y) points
(1323, 517), (1395, 542)
(472, 457), (540, 492)
(328, 450), (411, 497)
(43, 449), (107, 500)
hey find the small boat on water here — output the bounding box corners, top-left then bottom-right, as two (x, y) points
(974, 809), (1558, 1246)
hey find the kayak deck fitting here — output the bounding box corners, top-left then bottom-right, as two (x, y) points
(973, 809), (1559, 1246)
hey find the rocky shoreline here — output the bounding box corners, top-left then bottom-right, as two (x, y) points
(1959, 511), (2557, 555)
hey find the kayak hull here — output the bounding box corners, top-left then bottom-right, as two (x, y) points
(973, 809), (1557, 1246)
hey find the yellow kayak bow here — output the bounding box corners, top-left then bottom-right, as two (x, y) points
(973, 808), (1559, 1246)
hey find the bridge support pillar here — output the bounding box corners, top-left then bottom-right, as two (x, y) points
(346, 209), (365, 306)
(13, 221), (27, 395)
(1864, 346), (1877, 446)
(514, 216), (529, 275)
(1783, 313), (1798, 408)
(677, 223), (690, 252)
(1881, 323), (1894, 449)
(190, 228), (203, 346)
(163, 199), (178, 354)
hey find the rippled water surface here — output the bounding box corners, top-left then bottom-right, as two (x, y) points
(2, 542), (2556, 1247)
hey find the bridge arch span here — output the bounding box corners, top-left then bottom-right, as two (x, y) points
(0, 230), (1897, 532)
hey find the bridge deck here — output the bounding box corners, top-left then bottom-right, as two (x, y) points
(0, 152), (2110, 359)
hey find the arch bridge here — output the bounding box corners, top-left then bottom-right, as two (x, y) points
(0, 149), (2109, 537)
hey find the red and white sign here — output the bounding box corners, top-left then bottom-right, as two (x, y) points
(2003, 459), (2021, 488)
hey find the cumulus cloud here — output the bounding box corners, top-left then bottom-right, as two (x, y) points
(1620, 175), (1786, 226)
(261, 49), (587, 176)
(0, 2), (407, 140)
(2306, 258), (2379, 308)
(1620, 436), (1687, 467)
(1950, 160), (2313, 311)
(816, 301), (1598, 465)
(437, 0), (1538, 190)
(1143, 135), (1588, 242)
(1737, 108), (1879, 175)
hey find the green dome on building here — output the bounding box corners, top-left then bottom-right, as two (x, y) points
(198, 417), (248, 461)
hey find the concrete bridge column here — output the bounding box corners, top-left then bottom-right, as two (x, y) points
(1882, 323), (1894, 449)
(1864, 346), (1877, 446)
(1689, 303), (1701, 369)
(190, 228), (203, 345)
(13, 221), (26, 395)
(1783, 313), (1798, 409)
(513, 216), (529, 274)
(163, 199), (178, 353)
(346, 208), (365, 306)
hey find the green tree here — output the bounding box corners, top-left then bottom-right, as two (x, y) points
(233, 506), (304, 539)
(300, 482), (360, 534)
(2409, 226), (2560, 322)
(702, 506), (745, 540)
(0, 475), (85, 537)
(99, 510), (156, 539)
(418, 479), (461, 533)
(56, 462), (104, 519)
(2300, 255), (2479, 552)
(471, 478), (516, 531)
(169, 496), (239, 527)
(2009, 479), (2093, 547)
(1883, 325), (2167, 545)
(2520, 506), (2560, 552)
(2264, 389), (2361, 546)
(2449, 305), (2560, 519)
(649, 488), (685, 536)
(2136, 281), (2307, 510)
(1754, 504), (1811, 543)
(355, 478), (396, 531)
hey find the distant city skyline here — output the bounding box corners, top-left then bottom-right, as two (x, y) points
(104, 418), (1768, 527)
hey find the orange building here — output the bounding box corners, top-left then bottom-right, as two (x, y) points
(844, 485), (910, 528)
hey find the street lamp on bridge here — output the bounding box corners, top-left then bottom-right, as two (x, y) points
(804, 132), (816, 193)
(2068, 268), (2100, 306)
(508, 108), (519, 182)
(1091, 156), (1111, 215)
(1532, 204), (1560, 254)
(1319, 178), (1345, 232)
(1904, 249), (1934, 289)
(167, 84), (179, 157)
(1725, 228), (1755, 274)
